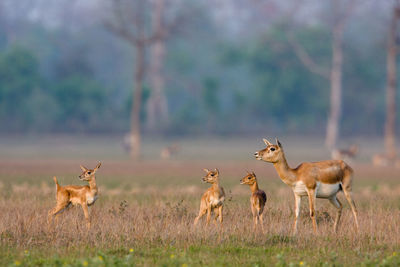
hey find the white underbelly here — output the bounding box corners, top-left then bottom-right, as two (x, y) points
(292, 181), (340, 199)
(87, 194), (98, 206)
(210, 196), (224, 208)
(317, 183), (340, 198)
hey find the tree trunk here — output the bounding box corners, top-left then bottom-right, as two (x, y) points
(130, 43), (145, 160)
(147, 0), (168, 133)
(147, 39), (168, 132)
(384, 4), (399, 160)
(325, 15), (345, 149)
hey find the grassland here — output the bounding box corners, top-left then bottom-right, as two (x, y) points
(0, 136), (399, 266)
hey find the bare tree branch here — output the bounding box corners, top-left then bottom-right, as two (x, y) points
(103, 0), (140, 44)
(286, 33), (330, 79)
(103, 20), (138, 44)
(283, 0), (330, 79)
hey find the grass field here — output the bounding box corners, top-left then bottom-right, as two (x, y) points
(0, 135), (399, 266)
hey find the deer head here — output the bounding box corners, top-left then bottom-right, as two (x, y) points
(79, 162), (101, 181)
(254, 138), (284, 163)
(202, 168), (220, 184)
(349, 144), (359, 154)
(240, 171), (257, 185)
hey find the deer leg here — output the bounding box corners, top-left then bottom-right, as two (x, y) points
(206, 205), (212, 226)
(293, 193), (301, 235)
(213, 207), (219, 226)
(194, 208), (207, 226)
(218, 205), (223, 224)
(81, 203), (90, 229)
(342, 169), (359, 231)
(343, 189), (359, 231)
(48, 202), (69, 227)
(259, 212), (265, 233)
(307, 189), (317, 234)
(194, 199), (207, 225)
(251, 205), (257, 230)
(329, 196), (342, 232)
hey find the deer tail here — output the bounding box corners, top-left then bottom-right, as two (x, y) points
(53, 176), (60, 189)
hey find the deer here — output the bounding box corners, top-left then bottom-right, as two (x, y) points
(48, 163), (101, 229)
(193, 168), (225, 226)
(331, 144), (359, 161)
(372, 153), (400, 168)
(240, 171), (267, 232)
(254, 138), (359, 234)
(160, 144), (180, 160)
(372, 153), (391, 167)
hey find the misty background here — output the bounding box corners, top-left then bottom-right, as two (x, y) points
(0, 0), (397, 153)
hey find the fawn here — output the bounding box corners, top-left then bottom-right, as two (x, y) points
(331, 144), (359, 161)
(194, 168), (225, 226)
(48, 162), (101, 229)
(240, 171), (267, 232)
(255, 138), (359, 234)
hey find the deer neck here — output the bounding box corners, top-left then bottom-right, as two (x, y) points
(249, 182), (259, 193)
(88, 177), (98, 195)
(273, 154), (297, 186)
(211, 181), (220, 191)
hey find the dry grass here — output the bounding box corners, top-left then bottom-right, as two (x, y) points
(0, 137), (399, 266)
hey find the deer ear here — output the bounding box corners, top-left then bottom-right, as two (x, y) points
(215, 168), (219, 175)
(276, 138), (282, 148)
(203, 168), (209, 173)
(263, 138), (272, 146)
(80, 165), (88, 172)
(252, 171), (256, 177)
(94, 162), (101, 172)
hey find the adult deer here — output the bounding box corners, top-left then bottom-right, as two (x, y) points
(254, 138), (359, 234)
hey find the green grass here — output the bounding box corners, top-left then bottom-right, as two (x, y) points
(2, 245), (399, 266)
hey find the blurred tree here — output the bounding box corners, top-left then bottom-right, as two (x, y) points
(106, 0), (154, 159)
(0, 46), (41, 131)
(105, 0), (181, 159)
(202, 77), (220, 130)
(0, 0), (394, 137)
(247, 26), (328, 131)
(146, 0), (169, 133)
(287, 0), (356, 149)
(52, 75), (108, 132)
(384, 0), (400, 160)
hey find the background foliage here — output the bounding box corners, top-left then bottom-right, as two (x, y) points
(0, 1), (394, 136)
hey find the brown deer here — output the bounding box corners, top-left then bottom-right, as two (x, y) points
(372, 153), (400, 167)
(194, 168), (225, 226)
(160, 144), (180, 159)
(254, 138), (359, 234)
(331, 144), (359, 161)
(372, 153), (391, 167)
(48, 163), (101, 229)
(240, 171), (267, 232)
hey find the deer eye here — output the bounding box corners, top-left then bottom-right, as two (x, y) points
(87, 171), (91, 175)
(210, 174), (214, 176)
(270, 147), (275, 152)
